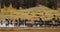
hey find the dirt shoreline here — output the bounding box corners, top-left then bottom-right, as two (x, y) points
(0, 27), (60, 32)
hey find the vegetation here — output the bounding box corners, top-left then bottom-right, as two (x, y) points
(0, 0), (57, 10)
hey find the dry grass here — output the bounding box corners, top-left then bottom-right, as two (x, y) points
(0, 5), (60, 20)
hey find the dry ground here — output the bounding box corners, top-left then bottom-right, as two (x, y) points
(0, 27), (60, 32)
